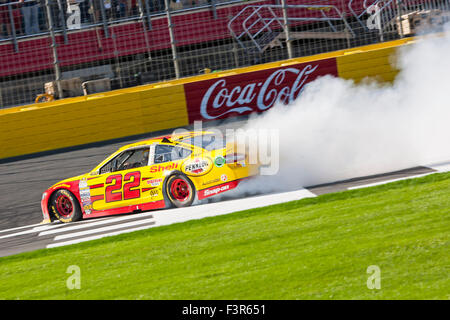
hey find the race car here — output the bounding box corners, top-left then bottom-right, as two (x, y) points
(41, 131), (259, 223)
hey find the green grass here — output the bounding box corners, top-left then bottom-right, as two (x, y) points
(1, 172), (449, 299)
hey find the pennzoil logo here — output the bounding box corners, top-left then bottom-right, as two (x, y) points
(182, 158), (212, 176)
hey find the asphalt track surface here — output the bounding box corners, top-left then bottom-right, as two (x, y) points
(0, 118), (449, 257)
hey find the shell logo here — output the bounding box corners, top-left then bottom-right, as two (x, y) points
(182, 157), (213, 176)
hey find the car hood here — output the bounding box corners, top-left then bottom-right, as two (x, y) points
(50, 173), (89, 189)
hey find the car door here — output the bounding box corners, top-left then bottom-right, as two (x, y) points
(144, 144), (193, 200)
(86, 147), (150, 212)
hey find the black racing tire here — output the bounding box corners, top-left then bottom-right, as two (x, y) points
(49, 189), (83, 223)
(164, 173), (196, 208)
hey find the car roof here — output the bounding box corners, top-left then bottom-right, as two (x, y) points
(117, 131), (213, 151)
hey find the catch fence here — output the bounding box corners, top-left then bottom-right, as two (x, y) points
(0, 0), (449, 108)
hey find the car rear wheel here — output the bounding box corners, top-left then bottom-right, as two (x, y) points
(165, 174), (195, 208)
(49, 189), (83, 223)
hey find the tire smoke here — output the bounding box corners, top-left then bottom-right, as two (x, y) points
(231, 27), (450, 195)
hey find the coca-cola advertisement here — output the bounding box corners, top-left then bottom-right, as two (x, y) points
(184, 58), (338, 122)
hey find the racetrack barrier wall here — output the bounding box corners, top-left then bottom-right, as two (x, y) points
(0, 84), (189, 160)
(0, 37), (415, 161)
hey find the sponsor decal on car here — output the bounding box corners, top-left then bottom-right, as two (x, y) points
(55, 183), (71, 189)
(221, 174), (228, 182)
(80, 189), (90, 198)
(198, 180), (240, 199)
(79, 179), (88, 189)
(149, 163), (178, 173)
(203, 184), (230, 197)
(78, 178), (92, 215)
(182, 158), (213, 176)
(202, 178), (220, 186)
(214, 155), (226, 168)
(147, 178), (163, 187)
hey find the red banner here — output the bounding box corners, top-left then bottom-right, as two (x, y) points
(184, 58), (338, 122)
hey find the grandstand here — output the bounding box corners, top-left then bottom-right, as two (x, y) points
(0, 0), (449, 108)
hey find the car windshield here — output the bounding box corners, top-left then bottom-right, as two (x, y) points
(178, 134), (226, 151)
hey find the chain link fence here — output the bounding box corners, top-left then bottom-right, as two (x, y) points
(0, 0), (449, 108)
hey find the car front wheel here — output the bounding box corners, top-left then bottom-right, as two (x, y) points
(49, 189), (83, 223)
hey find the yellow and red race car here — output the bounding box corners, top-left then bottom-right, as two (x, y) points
(41, 131), (258, 223)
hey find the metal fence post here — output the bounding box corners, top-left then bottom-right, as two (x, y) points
(378, 4), (384, 43)
(57, 0), (68, 44)
(143, 0), (153, 30)
(397, 0), (404, 38)
(165, 0), (180, 79)
(7, 4), (19, 52)
(232, 39), (240, 69)
(99, 0), (109, 38)
(211, 0), (217, 20)
(45, 0), (64, 99)
(138, 0), (153, 63)
(281, 0), (293, 59)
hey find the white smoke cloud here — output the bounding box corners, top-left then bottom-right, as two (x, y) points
(216, 26), (450, 198)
